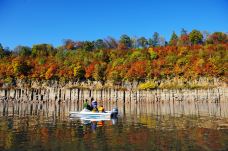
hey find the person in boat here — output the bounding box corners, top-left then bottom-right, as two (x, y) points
(98, 105), (105, 113)
(91, 97), (98, 112)
(83, 99), (91, 110)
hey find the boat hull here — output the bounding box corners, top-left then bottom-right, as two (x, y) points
(69, 108), (118, 119)
(69, 111), (112, 119)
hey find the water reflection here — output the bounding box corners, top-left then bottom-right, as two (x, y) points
(0, 101), (228, 151)
(69, 116), (118, 132)
(1, 101), (228, 118)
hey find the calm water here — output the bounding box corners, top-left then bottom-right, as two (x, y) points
(1, 101), (228, 151)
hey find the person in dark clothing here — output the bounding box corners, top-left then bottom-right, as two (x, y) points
(91, 97), (98, 112)
(83, 99), (91, 110)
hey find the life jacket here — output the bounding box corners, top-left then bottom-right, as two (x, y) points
(98, 106), (105, 113)
(92, 107), (98, 112)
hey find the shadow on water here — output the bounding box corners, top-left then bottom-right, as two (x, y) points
(0, 100), (228, 151)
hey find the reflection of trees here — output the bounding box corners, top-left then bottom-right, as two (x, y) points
(0, 115), (228, 150)
(0, 101), (228, 150)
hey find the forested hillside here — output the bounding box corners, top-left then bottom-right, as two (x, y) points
(0, 29), (227, 86)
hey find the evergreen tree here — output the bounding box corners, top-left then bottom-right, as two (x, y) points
(0, 43), (4, 58)
(169, 32), (178, 46)
(149, 32), (160, 47)
(181, 28), (188, 36)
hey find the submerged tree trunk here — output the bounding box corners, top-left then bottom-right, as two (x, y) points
(0, 87), (227, 103)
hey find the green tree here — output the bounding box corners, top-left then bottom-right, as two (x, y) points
(93, 63), (107, 81)
(169, 32), (178, 46)
(0, 43), (3, 51)
(12, 58), (31, 76)
(137, 37), (148, 48)
(14, 46), (31, 57)
(108, 70), (122, 83)
(82, 41), (94, 51)
(73, 63), (85, 80)
(32, 44), (55, 56)
(149, 32), (160, 47)
(189, 29), (203, 45)
(94, 39), (106, 50)
(0, 43), (4, 58)
(148, 48), (157, 60)
(129, 51), (145, 62)
(119, 34), (132, 49)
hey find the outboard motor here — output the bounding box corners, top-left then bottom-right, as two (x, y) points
(111, 107), (118, 118)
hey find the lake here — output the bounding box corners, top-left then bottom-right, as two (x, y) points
(1, 101), (228, 151)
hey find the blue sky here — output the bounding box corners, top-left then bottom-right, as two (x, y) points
(0, 0), (228, 49)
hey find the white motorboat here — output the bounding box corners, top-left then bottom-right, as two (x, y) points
(69, 108), (118, 119)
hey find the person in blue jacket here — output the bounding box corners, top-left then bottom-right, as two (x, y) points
(91, 97), (98, 112)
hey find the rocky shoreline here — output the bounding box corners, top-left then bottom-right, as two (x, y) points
(0, 77), (227, 103)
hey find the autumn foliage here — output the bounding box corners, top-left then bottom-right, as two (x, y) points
(0, 30), (227, 84)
